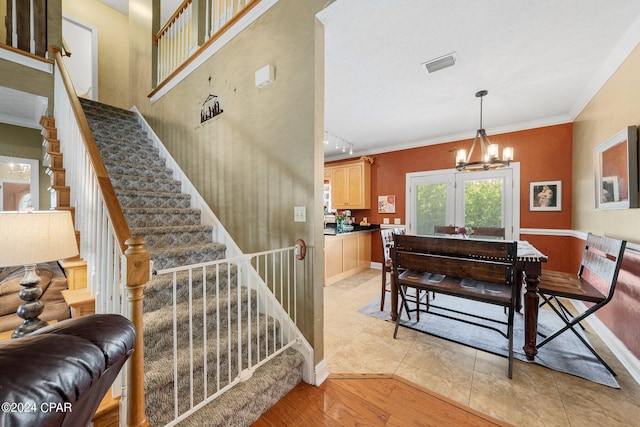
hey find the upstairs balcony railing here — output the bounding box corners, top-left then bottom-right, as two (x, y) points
(3, 0), (47, 58)
(154, 0), (259, 86)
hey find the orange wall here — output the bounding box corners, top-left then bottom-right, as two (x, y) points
(327, 123), (574, 265)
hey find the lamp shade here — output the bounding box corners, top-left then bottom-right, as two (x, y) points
(0, 210), (78, 267)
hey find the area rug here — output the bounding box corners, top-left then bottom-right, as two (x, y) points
(359, 294), (619, 388)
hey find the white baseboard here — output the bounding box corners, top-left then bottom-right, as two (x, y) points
(571, 301), (640, 386)
(314, 359), (329, 386)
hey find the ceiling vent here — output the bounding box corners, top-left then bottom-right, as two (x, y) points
(422, 52), (459, 74)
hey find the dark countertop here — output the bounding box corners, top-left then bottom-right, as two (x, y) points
(324, 224), (380, 236)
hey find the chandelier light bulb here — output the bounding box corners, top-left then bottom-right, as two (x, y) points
(488, 143), (499, 159)
(503, 147), (514, 161)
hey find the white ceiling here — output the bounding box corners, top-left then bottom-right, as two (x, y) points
(319, 0), (640, 160)
(3, 0), (640, 158)
(0, 87), (48, 129)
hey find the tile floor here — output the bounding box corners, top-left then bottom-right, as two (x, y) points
(323, 269), (640, 427)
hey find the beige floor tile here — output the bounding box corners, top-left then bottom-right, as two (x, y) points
(395, 337), (476, 404)
(323, 268), (640, 427)
(328, 328), (414, 374)
(470, 351), (569, 427)
(554, 372), (640, 427)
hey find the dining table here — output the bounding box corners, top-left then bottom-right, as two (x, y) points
(389, 238), (548, 361)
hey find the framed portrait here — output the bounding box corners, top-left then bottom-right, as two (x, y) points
(378, 195), (396, 213)
(530, 180), (562, 211)
(594, 126), (638, 210)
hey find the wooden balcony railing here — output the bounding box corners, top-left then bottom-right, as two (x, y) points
(153, 0), (260, 87)
(4, 0), (47, 57)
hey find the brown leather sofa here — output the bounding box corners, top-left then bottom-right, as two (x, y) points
(0, 262), (70, 333)
(0, 314), (136, 426)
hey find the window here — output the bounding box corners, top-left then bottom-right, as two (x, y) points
(406, 165), (519, 239)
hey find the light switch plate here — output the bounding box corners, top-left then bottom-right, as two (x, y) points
(294, 206), (306, 222)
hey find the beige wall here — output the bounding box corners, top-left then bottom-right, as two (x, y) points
(129, 0), (326, 361)
(0, 0), (6, 44)
(573, 43), (640, 242)
(0, 123), (50, 210)
(62, 0), (130, 109)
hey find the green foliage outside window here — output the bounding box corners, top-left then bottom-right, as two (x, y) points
(464, 179), (503, 228)
(416, 183), (447, 235)
(415, 179), (503, 234)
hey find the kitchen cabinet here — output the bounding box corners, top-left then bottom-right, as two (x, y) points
(329, 159), (371, 209)
(324, 231), (372, 285)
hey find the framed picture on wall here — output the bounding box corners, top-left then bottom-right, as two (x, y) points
(530, 180), (562, 211)
(378, 195), (396, 213)
(594, 126), (638, 210)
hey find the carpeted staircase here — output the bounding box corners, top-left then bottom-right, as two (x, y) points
(79, 98), (305, 426)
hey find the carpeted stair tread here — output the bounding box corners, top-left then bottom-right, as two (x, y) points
(106, 164), (174, 180)
(80, 97), (137, 116)
(144, 288), (249, 341)
(149, 243), (227, 270)
(131, 226), (214, 249)
(88, 122), (149, 139)
(115, 189), (191, 209)
(109, 173), (182, 193)
(174, 347), (305, 427)
(131, 224), (212, 235)
(122, 207), (203, 227)
(100, 148), (166, 167)
(102, 157), (169, 174)
(94, 134), (155, 150)
(87, 119), (146, 135)
(144, 265), (238, 312)
(143, 287), (252, 352)
(144, 312), (278, 385)
(145, 316), (284, 427)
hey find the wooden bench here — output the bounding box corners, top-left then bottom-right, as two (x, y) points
(392, 234), (518, 378)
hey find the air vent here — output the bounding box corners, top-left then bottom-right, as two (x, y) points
(422, 52), (459, 74)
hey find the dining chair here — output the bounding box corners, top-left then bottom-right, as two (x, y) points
(433, 225), (457, 236)
(471, 227), (505, 239)
(536, 233), (626, 376)
(380, 227), (409, 312)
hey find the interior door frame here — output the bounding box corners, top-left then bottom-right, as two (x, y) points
(406, 163), (520, 239)
(0, 156), (40, 211)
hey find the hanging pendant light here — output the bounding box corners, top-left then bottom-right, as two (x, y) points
(455, 90), (513, 171)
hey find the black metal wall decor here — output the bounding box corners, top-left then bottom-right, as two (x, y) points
(200, 94), (223, 123)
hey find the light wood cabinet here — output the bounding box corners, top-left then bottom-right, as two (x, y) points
(329, 159), (371, 209)
(325, 237), (344, 280)
(325, 231), (372, 285)
(358, 232), (371, 266)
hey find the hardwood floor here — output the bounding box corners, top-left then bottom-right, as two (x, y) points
(253, 374), (513, 426)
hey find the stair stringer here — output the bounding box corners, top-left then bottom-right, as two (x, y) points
(130, 106), (315, 385)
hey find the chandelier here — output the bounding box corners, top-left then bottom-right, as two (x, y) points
(455, 90), (513, 171)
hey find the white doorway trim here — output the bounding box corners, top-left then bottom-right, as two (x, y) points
(0, 156), (40, 211)
(62, 14), (99, 100)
